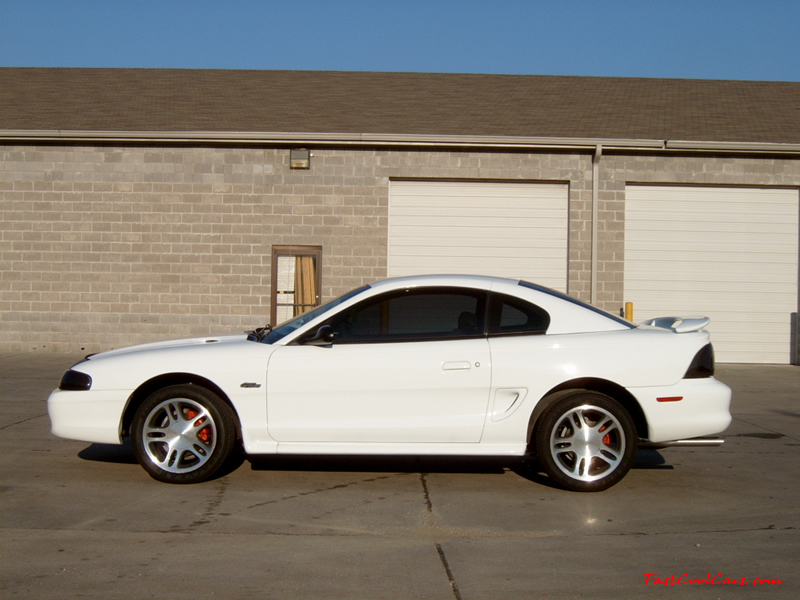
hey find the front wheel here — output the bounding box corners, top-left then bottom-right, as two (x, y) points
(534, 391), (637, 492)
(131, 385), (237, 484)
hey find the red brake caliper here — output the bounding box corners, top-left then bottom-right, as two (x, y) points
(186, 408), (212, 442)
(599, 423), (611, 446)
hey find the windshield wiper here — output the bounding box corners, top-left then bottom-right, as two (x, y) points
(245, 324), (272, 342)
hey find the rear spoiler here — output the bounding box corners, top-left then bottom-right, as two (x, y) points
(639, 316), (710, 333)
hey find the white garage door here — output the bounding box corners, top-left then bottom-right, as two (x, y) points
(624, 185), (799, 364)
(388, 180), (569, 291)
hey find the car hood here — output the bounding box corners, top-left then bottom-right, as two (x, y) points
(86, 334), (250, 360)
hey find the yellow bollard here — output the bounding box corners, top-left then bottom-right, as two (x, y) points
(625, 302), (634, 321)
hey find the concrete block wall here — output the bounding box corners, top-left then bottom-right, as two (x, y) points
(0, 145), (592, 353)
(2, 144), (798, 353)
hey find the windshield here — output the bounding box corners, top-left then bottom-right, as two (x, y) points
(260, 285), (370, 344)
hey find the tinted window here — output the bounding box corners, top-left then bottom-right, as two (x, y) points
(261, 286), (369, 344)
(518, 280), (633, 329)
(327, 288), (486, 343)
(489, 293), (550, 335)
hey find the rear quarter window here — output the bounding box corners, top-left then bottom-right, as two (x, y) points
(489, 293), (550, 335)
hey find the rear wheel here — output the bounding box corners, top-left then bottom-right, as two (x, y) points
(534, 391), (637, 492)
(131, 385), (237, 484)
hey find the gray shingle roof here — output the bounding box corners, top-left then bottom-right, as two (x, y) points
(2, 68), (800, 145)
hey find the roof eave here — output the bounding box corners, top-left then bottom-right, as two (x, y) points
(2, 129), (800, 154)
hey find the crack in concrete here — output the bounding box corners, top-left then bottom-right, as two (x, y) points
(245, 473), (403, 510)
(0, 412), (48, 430)
(436, 543), (463, 600)
(167, 478), (231, 533)
(593, 524), (795, 537)
(421, 473), (463, 600)
(420, 472), (433, 513)
(731, 417), (800, 443)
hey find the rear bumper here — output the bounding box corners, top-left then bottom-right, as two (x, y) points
(630, 377), (732, 444)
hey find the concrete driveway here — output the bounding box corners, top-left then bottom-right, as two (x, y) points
(1, 353), (797, 599)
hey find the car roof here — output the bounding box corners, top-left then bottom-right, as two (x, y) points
(368, 274), (517, 291)
(362, 275), (633, 333)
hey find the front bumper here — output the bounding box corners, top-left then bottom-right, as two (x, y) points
(47, 388), (129, 445)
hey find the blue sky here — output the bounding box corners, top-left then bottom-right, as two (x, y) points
(2, 0), (799, 81)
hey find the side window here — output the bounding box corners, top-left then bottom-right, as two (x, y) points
(327, 288), (486, 343)
(489, 293), (550, 335)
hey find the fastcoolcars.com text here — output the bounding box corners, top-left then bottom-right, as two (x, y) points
(643, 574), (782, 586)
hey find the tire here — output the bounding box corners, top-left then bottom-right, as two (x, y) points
(131, 384), (237, 484)
(534, 391), (637, 492)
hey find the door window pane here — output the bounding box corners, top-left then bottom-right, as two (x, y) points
(328, 288), (486, 343)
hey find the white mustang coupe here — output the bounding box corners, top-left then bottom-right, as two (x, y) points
(49, 275), (732, 492)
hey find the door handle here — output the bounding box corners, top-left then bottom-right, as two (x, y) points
(442, 361), (471, 371)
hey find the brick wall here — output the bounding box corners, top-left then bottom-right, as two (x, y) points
(1, 144), (798, 353)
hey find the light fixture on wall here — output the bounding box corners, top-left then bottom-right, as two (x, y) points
(290, 148), (310, 169)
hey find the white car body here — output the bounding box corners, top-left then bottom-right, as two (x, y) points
(48, 275), (732, 491)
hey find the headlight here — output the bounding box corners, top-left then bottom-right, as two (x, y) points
(59, 369), (93, 391)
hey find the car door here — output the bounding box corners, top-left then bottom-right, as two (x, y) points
(266, 287), (492, 444)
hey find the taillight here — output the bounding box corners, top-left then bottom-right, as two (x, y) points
(684, 344), (714, 379)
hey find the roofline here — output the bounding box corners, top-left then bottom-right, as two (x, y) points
(3, 129), (800, 155)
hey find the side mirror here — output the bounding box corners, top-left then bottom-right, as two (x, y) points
(300, 324), (334, 346)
